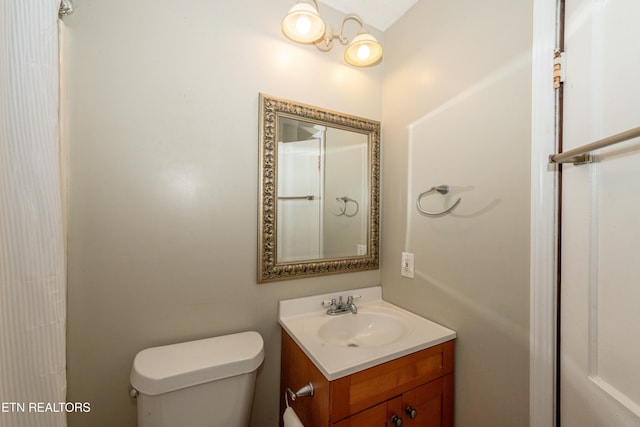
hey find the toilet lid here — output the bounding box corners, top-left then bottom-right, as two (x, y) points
(130, 331), (264, 395)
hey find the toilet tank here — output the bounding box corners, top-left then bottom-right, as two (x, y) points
(130, 331), (264, 427)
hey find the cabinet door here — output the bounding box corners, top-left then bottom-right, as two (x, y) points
(402, 376), (453, 427)
(332, 396), (403, 427)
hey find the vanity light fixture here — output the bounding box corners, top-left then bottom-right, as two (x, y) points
(281, 1), (326, 44)
(281, 1), (383, 67)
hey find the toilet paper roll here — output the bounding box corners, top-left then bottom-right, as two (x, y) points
(283, 406), (303, 427)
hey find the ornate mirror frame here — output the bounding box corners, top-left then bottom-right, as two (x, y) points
(258, 93), (380, 283)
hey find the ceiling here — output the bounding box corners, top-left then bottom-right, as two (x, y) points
(319, 0), (418, 31)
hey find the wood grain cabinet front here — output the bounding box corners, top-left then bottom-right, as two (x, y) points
(280, 330), (454, 427)
(331, 397), (401, 427)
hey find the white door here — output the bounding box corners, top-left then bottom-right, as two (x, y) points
(277, 139), (322, 262)
(561, 0), (640, 425)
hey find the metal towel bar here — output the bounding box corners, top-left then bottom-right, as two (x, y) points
(549, 126), (640, 165)
(278, 195), (316, 200)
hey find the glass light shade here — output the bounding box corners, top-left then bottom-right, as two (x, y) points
(281, 3), (326, 44)
(344, 33), (383, 67)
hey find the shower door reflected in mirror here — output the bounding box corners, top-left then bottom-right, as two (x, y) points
(277, 133), (322, 262)
(277, 118), (368, 262)
(258, 94), (380, 283)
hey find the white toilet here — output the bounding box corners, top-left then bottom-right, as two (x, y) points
(130, 331), (264, 427)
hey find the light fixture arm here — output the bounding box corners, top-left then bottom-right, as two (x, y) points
(306, 0), (322, 12)
(316, 13), (366, 51)
(336, 14), (366, 45)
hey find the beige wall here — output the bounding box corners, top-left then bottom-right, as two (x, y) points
(382, 1), (533, 426)
(323, 128), (368, 258)
(64, 1), (382, 426)
(65, 0), (534, 425)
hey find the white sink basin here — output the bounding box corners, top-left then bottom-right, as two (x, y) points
(279, 286), (456, 380)
(318, 310), (412, 348)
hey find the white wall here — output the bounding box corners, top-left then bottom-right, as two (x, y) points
(64, 1), (382, 425)
(381, 0), (533, 425)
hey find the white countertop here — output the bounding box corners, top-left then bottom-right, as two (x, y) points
(278, 286), (456, 380)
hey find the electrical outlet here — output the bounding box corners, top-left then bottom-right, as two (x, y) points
(401, 252), (414, 278)
(357, 244), (367, 255)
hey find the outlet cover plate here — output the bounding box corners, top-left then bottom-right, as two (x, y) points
(401, 252), (414, 278)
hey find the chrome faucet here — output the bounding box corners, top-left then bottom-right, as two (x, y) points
(323, 295), (359, 315)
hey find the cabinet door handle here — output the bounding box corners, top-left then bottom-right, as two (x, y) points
(406, 406), (417, 419)
(391, 414), (403, 426)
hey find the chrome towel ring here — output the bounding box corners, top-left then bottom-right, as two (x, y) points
(330, 196), (359, 217)
(416, 185), (462, 217)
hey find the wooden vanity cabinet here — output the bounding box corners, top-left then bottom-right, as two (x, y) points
(332, 396), (401, 427)
(280, 330), (454, 427)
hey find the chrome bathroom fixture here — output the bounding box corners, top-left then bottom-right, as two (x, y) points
(322, 295), (360, 315)
(416, 185), (462, 217)
(330, 196), (359, 217)
(549, 125), (640, 165)
(281, 0), (383, 67)
(285, 382), (315, 407)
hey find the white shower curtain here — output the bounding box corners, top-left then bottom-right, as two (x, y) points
(0, 1), (67, 426)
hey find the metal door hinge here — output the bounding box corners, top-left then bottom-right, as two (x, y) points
(553, 49), (566, 89)
(59, 0), (74, 17)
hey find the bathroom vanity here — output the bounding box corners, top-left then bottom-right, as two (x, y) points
(278, 287), (456, 426)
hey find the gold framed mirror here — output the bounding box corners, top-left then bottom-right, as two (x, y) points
(258, 94), (380, 283)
